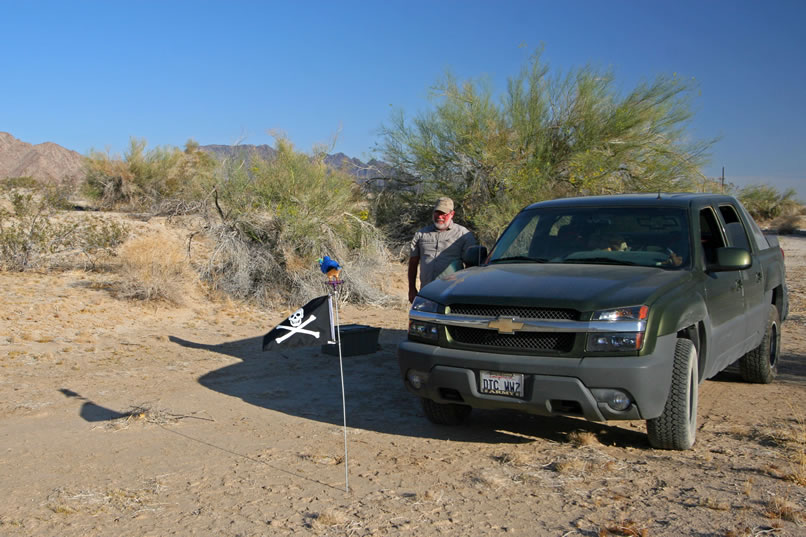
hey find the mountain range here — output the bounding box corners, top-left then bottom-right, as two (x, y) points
(0, 132), (85, 184)
(0, 132), (389, 185)
(199, 143), (390, 184)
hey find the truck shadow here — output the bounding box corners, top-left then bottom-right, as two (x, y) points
(173, 329), (648, 448)
(710, 351), (806, 385)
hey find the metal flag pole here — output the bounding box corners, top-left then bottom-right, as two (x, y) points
(327, 279), (349, 493)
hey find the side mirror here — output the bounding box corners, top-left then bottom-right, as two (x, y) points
(463, 245), (488, 267)
(708, 247), (751, 272)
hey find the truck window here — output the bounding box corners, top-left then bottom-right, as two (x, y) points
(719, 204), (752, 251)
(699, 208), (725, 264)
(736, 202), (770, 249)
(490, 207), (690, 268)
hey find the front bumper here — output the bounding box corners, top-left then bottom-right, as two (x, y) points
(397, 332), (678, 421)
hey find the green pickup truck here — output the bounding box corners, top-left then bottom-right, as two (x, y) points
(398, 193), (789, 450)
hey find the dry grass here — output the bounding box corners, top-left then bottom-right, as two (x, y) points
(491, 451), (530, 466)
(763, 494), (804, 524)
(598, 518), (649, 537)
(553, 458), (588, 474)
(116, 232), (196, 305)
(721, 528), (751, 537)
(307, 508), (349, 530)
(298, 453), (344, 466)
(763, 411), (806, 486)
(700, 496), (731, 511)
(45, 480), (167, 516)
(568, 430), (601, 447)
(784, 415), (806, 486)
(101, 405), (213, 431)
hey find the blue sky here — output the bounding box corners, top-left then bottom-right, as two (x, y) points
(2, 1), (804, 198)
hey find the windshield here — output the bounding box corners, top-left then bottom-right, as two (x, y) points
(488, 206), (691, 269)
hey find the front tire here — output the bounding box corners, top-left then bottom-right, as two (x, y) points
(647, 338), (699, 450)
(740, 304), (780, 384)
(421, 397), (471, 425)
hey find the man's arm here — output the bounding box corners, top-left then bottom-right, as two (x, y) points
(408, 256), (419, 303)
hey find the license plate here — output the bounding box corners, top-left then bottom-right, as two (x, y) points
(479, 371), (524, 397)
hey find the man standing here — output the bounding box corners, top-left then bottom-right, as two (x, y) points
(408, 197), (477, 303)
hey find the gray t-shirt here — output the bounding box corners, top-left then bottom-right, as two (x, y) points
(409, 223), (477, 286)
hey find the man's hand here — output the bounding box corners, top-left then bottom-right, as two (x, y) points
(408, 256), (420, 304)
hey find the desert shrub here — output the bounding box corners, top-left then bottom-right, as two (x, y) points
(83, 138), (216, 211)
(772, 214), (802, 235)
(739, 184), (802, 221)
(201, 137), (399, 307)
(116, 232), (195, 305)
(0, 190), (73, 270)
(77, 217), (130, 269)
(0, 184), (128, 271)
(1, 176), (40, 190)
(377, 49), (712, 246)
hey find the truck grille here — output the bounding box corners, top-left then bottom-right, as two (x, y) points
(448, 304), (579, 320)
(448, 326), (575, 352)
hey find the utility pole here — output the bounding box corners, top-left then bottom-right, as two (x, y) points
(721, 167), (725, 192)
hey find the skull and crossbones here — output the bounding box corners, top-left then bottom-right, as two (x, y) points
(275, 308), (320, 344)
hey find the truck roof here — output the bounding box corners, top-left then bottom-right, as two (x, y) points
(526, 193), (739, 211)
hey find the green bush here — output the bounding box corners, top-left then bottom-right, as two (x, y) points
(377, 49), (712, 246)
(1, 176), (40, 190)
(739, 184), (802, 221)
(83, 138), (216, 211)
(0, 185), (128, 271)
(201, 137), (397, 307)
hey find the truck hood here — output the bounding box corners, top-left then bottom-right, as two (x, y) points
(421, 263), (693, 312)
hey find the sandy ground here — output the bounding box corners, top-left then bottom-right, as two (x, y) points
(1, 223), (805, 537)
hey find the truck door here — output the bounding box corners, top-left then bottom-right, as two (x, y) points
(699, 207), (746, 375)
(719, 204), (766, 352)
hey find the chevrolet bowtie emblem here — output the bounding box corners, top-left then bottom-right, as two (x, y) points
(487, 317), (524, 334)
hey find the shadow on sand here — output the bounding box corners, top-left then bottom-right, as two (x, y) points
(58, 388), (133, 422)
(710, 350), (805, 385)
(172, 329), (649, 447)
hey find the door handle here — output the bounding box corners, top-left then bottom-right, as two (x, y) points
(755, 272), (762, 283)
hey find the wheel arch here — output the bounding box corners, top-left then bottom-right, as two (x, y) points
(771, 284), (786, 321)
(676, 322), (706, 383)
(651, 288), (707, 381)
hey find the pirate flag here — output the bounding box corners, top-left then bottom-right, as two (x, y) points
(262, 295), (335, 352)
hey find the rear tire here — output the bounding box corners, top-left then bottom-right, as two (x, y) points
(647, 338), (699, 450)
(740, 304), (780, 384)
(421, 397), (471, 425)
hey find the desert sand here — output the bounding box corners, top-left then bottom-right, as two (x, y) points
(0, 221), (804, 537)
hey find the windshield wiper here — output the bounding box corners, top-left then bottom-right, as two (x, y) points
(489, 256), (549, 264)
(563, 257), (640, 266)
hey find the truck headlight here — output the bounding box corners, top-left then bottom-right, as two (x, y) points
(591, 305), (648, 322)
(409, 321), (439, 340)
(587, 305), (648, 352)
(411, 296), (440, 313)
(586, 332), (644, 351)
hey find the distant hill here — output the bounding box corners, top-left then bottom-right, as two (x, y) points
(323, 152), (392, 185)
(199, 144), (391, 186)
(0, 132), (84, 184)
(199, 143), (277, 163)
(0, 133), (391, 188)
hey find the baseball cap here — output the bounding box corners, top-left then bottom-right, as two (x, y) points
(433, 197), (454, 213)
